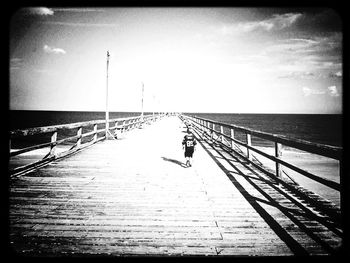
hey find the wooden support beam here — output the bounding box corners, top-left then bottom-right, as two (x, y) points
(93, 124), (98, 142)
(246, 133), (252, 161)
(231, 128), (235, 150)
(114, 121), (118, 137)
(77, 127), (82, 147)
(275, 142), (283, 178)
(220, 126), (224, 144)
(212, 124), (215, 140)
(49, 131), (57, 156)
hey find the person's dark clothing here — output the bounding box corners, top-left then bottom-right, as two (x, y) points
(182, 133), (196, 157)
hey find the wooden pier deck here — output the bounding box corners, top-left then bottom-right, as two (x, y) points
(9, 116), (343, 256)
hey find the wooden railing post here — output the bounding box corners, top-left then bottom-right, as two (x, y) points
(275, 142), (283, 178)
(220, 125), (224, 143)
(120, 121), (124, 133)
(105, 120), (109, 139)
(246, 133), (252, 161)
(49, 131), (57, 156)
(77, 127), (82, 147)
(93, 124), (97, 142)
(231, 128), (235, 150)
(340, 159), (343, 216)
(212, 123), (215, 140)
(114, 121), (118, 137)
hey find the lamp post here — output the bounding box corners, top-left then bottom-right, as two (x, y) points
(106, 51), (109, 139)
(105, 51), (110, 138)
(105, 51), (116, 140)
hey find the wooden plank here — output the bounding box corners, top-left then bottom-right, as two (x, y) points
(9, 116), (342, 256)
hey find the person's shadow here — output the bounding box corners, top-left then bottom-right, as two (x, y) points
(161, 157), (187, 168)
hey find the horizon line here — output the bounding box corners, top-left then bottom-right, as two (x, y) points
(9, 109), (343, 115)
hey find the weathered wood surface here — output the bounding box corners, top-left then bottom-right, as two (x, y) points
(9, 116), (342, 256)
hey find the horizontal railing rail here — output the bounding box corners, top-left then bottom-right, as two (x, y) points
(9, 113), (168, 177)
(180, 114), (342, 193)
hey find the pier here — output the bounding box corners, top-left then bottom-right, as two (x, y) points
(9, 114), (343, 256)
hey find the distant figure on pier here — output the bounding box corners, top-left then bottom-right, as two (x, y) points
(182, 128), (197, 167)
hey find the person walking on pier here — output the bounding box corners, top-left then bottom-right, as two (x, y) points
(182, 128), (197, 167)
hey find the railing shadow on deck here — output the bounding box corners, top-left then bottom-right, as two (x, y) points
(179, 114), (343, 256)
(179, 114), (342, 218)
(193, 124), (342, 255)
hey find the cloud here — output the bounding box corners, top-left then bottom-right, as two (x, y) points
(235, 13), (302, 33)
(302, 87), (325, 97)
(51, 8), (105, 13)
(302, 86), (340, 97)
(43, 45), (66, 54)
(328, 86), (340, 97)
(44, 21), (118, 27)
(263, 38), (320, 55)
(10, 58), (23, 62)
(10, 57), (24, 70)
(26, 7), (54, 16)
(33, 68), (57, 76)
(329, 71), (342, 78)
(270, 13), (302, 29)
(261, 34), (341, 75)
(279, 71), (315, 79)
(237, 20), (274, 32)
(263, 33), (341, 58)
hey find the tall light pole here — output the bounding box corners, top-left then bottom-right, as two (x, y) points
(105, 51), (110, 138)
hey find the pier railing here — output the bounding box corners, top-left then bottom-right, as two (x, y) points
(9, 114), (164, 177)
(180, 115), (342, 194)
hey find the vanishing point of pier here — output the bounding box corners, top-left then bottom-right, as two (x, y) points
(9, 114), (343, 256)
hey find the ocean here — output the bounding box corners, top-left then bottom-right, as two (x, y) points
(9, 110), (142, 130)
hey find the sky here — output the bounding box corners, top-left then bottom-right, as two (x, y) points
(9, 7), (343, 114)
